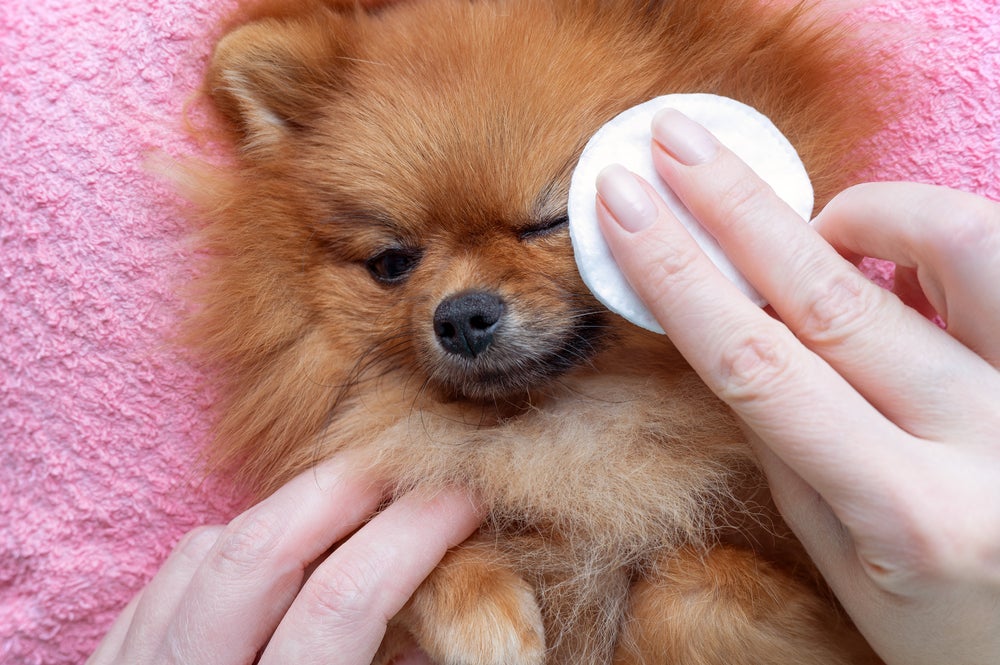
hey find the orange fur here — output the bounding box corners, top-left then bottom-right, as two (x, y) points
(614, 547), (879, 665)
(180, 0), (891, 662)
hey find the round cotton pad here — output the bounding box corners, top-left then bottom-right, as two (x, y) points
(567, 93), (814, 333)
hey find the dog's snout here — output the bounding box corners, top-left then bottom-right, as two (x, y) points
(433, 291), (504, 358)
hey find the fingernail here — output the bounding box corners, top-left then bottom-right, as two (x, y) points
(651, 108), (719, 165)
(595, 164), (658, 233)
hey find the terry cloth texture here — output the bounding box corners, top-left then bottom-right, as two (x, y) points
(1, 0), (997, 662)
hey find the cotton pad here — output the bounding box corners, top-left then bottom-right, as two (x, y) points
(567, 93), (814, 334)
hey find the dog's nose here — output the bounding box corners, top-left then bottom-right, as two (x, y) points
(433, 291), (504, 358)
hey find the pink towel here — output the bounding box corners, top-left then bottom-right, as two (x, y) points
(1, 1), (997, 662)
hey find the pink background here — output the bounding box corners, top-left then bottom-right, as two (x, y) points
(2, 1), (997, 662)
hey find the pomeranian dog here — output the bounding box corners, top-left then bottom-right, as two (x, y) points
(183, 0), (889, 662)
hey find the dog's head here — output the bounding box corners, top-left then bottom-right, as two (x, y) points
(193, 0), (884, 472)
(204, 0), (695, 401)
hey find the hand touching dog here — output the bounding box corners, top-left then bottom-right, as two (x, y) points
(596, 108), (1000, 665)
(87, 455), (480, 665)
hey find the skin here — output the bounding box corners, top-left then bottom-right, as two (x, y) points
(594, 108), (1000, 665)
(86, 453), (480, 665)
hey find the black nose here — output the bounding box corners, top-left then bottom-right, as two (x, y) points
(433, 291), (504, 358)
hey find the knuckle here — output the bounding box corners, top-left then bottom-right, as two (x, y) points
(643, 239), (704, 301)
(625, 232), (709, 321)
(856, 514), (935, 592)
(158, 631), (204, 665)
(965, 524), (1000, 584)
(863, 481), (978, 591)
(793, 270), (886, 347)
(858, 455), (1000, 595)
(714, 327), (797, 406)
(299, 558), (381, 625)
(893, 509), (939, 571)
(712, 170), (770, 228)
(209, 508), (287, 575)
(902, 509), (1000, 586)
(174, 526), (224, 566)
(894, 513), (959, 585)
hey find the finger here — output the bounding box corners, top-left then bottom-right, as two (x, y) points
(87, 527), (223, 664)
(647, 109), (999, 439)
(815, 182), (1000, 366)
(160, 455), (388, 665)
(86, 595), (140, 665)
(747, 431), (914, 595)
(259, 488), (482, 664)
(745, 436), (888, 645)
(746, 432), (852, 573)
(110, 526), (224, 662)
(757, 426), (1000, 664)
(595, 169), (908, 522)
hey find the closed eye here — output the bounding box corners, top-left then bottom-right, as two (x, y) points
(518, 215), (569, 240)
(365, 247), (422, 284)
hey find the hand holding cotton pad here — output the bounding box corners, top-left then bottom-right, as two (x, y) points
(567, 94), (814, 333)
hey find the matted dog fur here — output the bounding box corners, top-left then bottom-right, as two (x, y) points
(181, 0), (888, 662)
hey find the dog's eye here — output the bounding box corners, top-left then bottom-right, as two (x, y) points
(519, 215), (569, 240)
(365, 248), (421, 283)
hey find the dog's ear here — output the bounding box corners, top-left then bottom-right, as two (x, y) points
(206, 13), (355, 151)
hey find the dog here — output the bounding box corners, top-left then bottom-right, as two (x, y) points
(183, 0), (888, 662)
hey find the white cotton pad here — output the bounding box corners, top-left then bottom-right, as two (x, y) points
(567, 93), (814, 334)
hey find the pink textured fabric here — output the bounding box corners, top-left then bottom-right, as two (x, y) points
(1, 1), (243, 663)
(0, 1), (996, 663)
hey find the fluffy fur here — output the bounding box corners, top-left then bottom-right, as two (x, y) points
(183, 0), (889, 662)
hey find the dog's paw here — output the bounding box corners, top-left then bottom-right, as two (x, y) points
(400, 545), (546, 665)
(423, 575), (545, 665)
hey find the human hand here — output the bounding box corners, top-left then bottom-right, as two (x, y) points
(87, 454), (481, 665)
(594, 109), (1000, 665)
